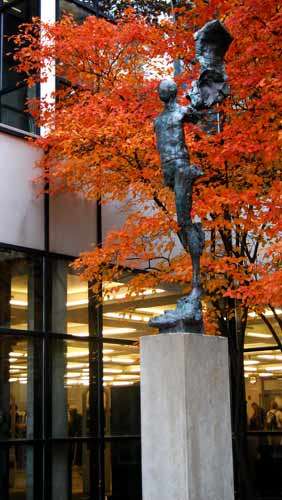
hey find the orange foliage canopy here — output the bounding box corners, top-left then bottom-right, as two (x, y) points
(13, 0), (281, 333)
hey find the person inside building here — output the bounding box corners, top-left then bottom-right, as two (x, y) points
(249, 402), (265, 430)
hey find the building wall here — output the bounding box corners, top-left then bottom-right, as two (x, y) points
(50, 193), (97, 255)
(0, 132), (44, 249)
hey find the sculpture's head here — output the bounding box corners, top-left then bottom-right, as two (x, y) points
(158, 79), (177, 103)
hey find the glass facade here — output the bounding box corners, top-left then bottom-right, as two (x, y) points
(0, 244), (186, 499)
(0, 0), (38, 133)
(0, 243), (281, 499)
(244, 332), (282, 499)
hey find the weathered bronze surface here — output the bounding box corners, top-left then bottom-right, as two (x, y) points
(149, 20), (232, 334)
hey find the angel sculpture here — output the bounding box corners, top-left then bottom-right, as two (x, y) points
(149, 20), (233, 334)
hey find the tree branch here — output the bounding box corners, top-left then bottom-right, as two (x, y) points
(260, 313), (282, 351)
(268, 305), (282, 332)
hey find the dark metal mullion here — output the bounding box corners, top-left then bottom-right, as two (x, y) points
(0, 240), (75, 260)
(244, 345), (282, 353)
(42, 254), (52, 500)
(96, 189), (106, 499)
(0, 7), (3, 91)
(0, 82), (26, 97)
(64, 0), (99, 15)
(0, 327), (138, 346)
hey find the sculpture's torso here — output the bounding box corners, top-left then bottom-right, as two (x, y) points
(154, 103), (189, 165)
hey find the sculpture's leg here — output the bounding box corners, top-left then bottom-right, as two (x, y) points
(191, 253), (201, 289)
(148, 162), (204, 333)
(174, 164), (192, 251)
(174, 163), (204, 292)
(187, 222), (205, 292)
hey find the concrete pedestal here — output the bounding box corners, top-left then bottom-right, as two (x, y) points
(141, 333), (234, 500)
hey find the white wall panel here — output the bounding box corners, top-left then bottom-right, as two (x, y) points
(0, 132), (44, 249)
(102, 200), (128, 242)
(50, 194), (97, 256)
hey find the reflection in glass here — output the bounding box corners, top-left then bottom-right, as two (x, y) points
(0, 336), (42, 440)
(1, 0), (38, 132)
(51, 442), (98, 500)
(50, 339), (99, 438)
(247, 433), (282, 498)
(0, 446), (41, 499)
(0, 250), (42, 331)
(244, 309), (282, 350)
(51, 258), (92, 336)
(105, 439), (142, 500)
(103, 343), (140, 436)
(59, 0), (93, 21)
(102, 278), (182, 340)
(245, 352), (282, 412)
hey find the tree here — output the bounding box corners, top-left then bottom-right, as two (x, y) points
(13, 1), (281, 497)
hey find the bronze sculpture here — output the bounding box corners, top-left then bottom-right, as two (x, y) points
(149, 20), (232, 334)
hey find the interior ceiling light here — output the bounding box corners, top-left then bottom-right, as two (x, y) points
(104, 312), (147, 322)
(66, 380), (81, 386)
(136, 305), (174, 315)
(249, 376), (257, 385)
(257, 354), (282, 360)
(246, 332), (272, 338)
(115, 374), (140, 380)
(9, 352), (26, 358)
(127, 365), (141, 373)
(103, 327), (136, 335)
(244, 360), (259, 365)
(67, 363), (88, 369)
(112, 381), (134, 386)
(248, 309), (282, 318)
(9, 299), (28, 307)
(67, 299), (88, 307)
(67, 350), (89, 358)
(110, 357), (134, 365)
(259, 372), (273, 377)
(103, 281), (124, 290)
(244, 366), (257, 372)
(104, 288), (166, 302)
(266, 365), (282, 371)
(104, 368), (123, 374)
(67, 287), (165, 307)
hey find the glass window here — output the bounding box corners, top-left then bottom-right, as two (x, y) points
(245, 347), (282, 498)
(59, 0), (96, 21)
(0, 249), (42, 331)
(0, 0), (38, 132)
(0, 445), (43, 500)
(51, 258), (95, 336)
(103, 276), (182, 340)
(105, 439), (142, 500)
(50, 338), (100, 437)
(0, 335), (42, 440)
(244, 309), (281, 350)
(104, 342), (140, 436)
(51, 441), (99, 500)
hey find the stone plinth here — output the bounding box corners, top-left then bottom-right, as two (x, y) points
(141, 333), (234, 500)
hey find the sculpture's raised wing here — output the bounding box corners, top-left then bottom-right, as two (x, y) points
(188, 20), (233, 109)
